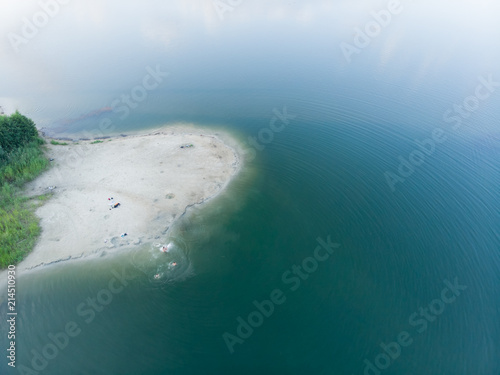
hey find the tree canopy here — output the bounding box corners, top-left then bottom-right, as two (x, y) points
(0, 111), (39, 155)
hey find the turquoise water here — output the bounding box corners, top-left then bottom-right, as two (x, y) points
(1, 1), (500, 374)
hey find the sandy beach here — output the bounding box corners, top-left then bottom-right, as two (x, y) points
(12, 128), (240, 272)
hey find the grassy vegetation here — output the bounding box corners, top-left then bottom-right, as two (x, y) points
(90, 140), (103, 144)
(50, 139), (68, 145)
(0, 112), (50, 268)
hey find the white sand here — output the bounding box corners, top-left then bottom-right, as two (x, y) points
(14, 128), (240, 271)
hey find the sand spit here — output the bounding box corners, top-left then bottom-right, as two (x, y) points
(13, 129), (240, 272)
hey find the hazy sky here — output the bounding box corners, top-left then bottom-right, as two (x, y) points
(1, 0), (499, 125)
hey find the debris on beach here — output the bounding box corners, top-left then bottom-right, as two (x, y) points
(180, 144), (194, 149)
(108, 197), (121, 210)
(120, 233), (127, 237)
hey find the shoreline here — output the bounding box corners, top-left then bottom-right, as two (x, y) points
(1, 125), (242, 276)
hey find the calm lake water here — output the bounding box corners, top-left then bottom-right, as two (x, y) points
(1, 1), (500, 374)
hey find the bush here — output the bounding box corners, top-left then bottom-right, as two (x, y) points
(0, 111), (38, 153)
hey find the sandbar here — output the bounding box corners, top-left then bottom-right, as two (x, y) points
(12, 127), (240, 272)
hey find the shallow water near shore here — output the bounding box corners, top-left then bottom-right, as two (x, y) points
(1, 1), (500, 374)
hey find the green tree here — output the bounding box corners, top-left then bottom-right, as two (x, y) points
(0, 111), (38, 154)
